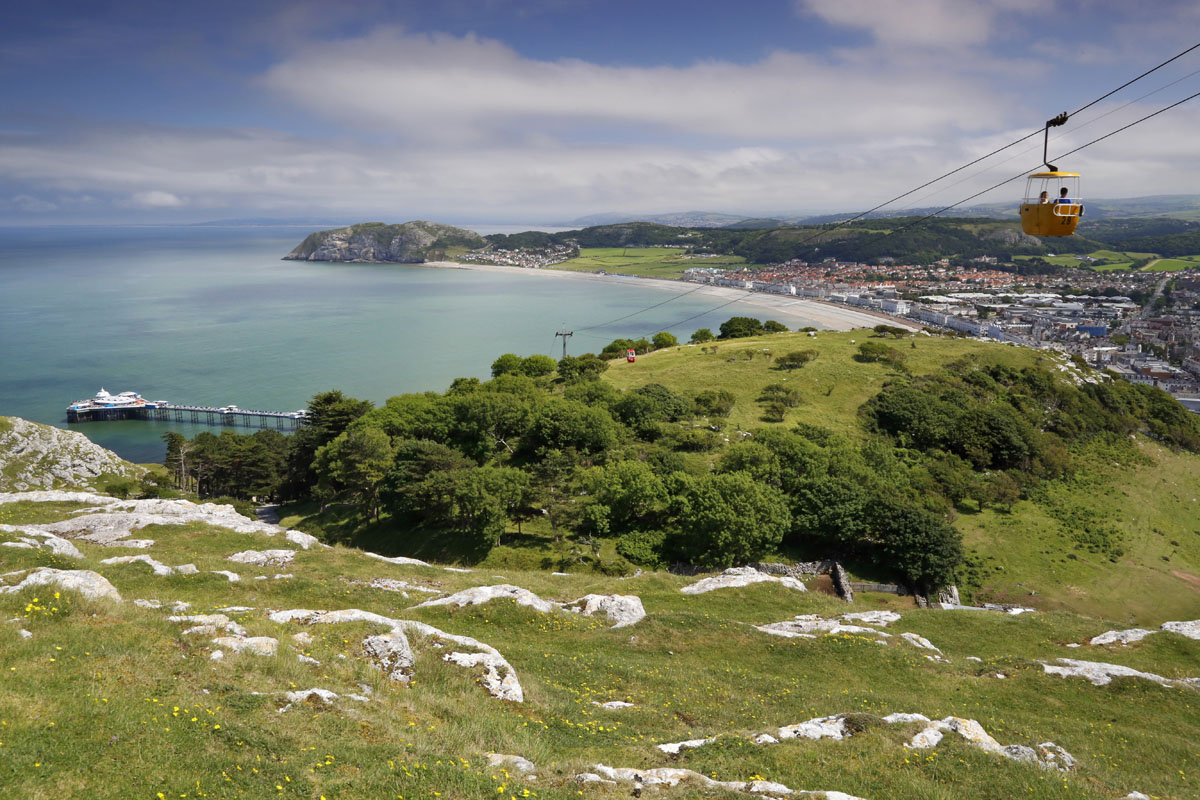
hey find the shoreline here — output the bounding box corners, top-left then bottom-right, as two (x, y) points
(422, 260), (916, 332)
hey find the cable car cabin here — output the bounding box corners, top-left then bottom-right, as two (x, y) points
(1020, 172), (1082, 237)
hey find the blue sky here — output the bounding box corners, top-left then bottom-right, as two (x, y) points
(2, 0), (1199, 223)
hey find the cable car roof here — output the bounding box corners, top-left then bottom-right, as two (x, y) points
(1028, 171), (1080, 178)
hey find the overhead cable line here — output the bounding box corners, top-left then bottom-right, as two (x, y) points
(855, 87), (1200, 247)
(895, 66), (1200, 212)
(633, 85), (1200, 338)
(572, 40), (1200, 338)
(574, 282), (708, 331)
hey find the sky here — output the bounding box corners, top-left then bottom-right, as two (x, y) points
(2, 0), (1199, 224)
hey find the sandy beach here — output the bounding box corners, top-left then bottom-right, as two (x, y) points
(423, 261), (916, 332)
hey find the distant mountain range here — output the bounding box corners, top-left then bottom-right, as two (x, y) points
(557, 195), (1200, 229)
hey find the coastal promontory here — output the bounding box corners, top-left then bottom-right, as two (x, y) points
(283, 221), (486, 263)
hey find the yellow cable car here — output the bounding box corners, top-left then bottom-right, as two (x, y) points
(1017, 112), (1084, 237)
(1020, 171), (1082, 237)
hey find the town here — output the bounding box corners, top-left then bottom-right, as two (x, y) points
(683, 257), (1200, 413)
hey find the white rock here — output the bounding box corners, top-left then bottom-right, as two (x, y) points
(841, 610), (901, 626)
(1124, 793), (1151, 799)
(592, 700), (635, 709)
(269, 608), (524, 702)
(367, 578), (441, 595)
(0, 567), (121, 602)
(211, 636), (277, 656)
(209, 650), (224, 661)
(175, 563), (199, 574)
(297, 654), (320, 665)
(778, 715), (849, 741)
(588, 764), (850, 798)
(908, 726), (944, 748)
(681, 567), (806, 595)
(657, 737), (715, 754)
(227, 549), (295, 568)
(902, 716), (1076, 771)
(18, 628), (32, 639)
(882, 713), (930, 724)
(443, 567), (473, 573)
(284, 530), (321, 550)
(216, 605), (255, 613)
(900, 632), (942, 653)
(277, 688), (340, 712)
(575, 773), (615, 785)
(486, 753), (535, 773)
(1041, 658), (1196, 688)
(292, 632), (313, 645)
(0, 541), (33, 550)
(364, 552), (431, 567)
(0, 527), (84, 558)
(169, 614), (246, 636)
(362, 630), (415, 683)
(753, 733), (778, 744)
(1089, 628), (1155, 646)
(415, 584), (556, 613)
(0, 420), (142, 491)
(562, 594), (646, 628)
(211, 570), (241, 582)
(756, 615), (891, 639)
(1161, 619), (1200, 640)
(101, 554), (175, 576)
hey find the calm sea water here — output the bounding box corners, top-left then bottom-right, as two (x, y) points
(0, 225), (814, 463)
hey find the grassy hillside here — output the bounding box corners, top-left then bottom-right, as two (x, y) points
(2, 492), (1199, 800)
(553, 247), (745, 279)
(601, 331), (1200, 620)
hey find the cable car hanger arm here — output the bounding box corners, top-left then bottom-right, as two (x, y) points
(1043, 112), (1069, 172)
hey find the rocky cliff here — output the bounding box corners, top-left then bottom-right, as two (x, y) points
(0, 417), (143, 491)
(283, 221), (486, 263)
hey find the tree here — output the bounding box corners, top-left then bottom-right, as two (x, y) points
(651, 331), (678, 350)
(775, 350), (819, 370)
(718, 316), (765, 339)
(670, 472), (790, 568)
(521, 398), (620, 458)
(402, 466), (530, 548)
(519, 354), (557, 378)
(587, 460), (667, 535)
(491, 353), (524, 377)
(694, 389), (735, 417)
(281, 390), (373, 500)
(314, 426), (395, 520)
(763, 320), (789, 333)
(869, 501), (963, 594)
(557, 354), (609, 382)
(690, 328), (715, 343)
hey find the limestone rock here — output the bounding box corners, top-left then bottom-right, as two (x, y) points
(486, 753), (535, 773)
(1041, 658), (1197, 688)
(562, 594), (646, 628)
(1089, 628), (1155, 646)
(681, 567), (807, 595)
(100, 555), (175, 576)
(1161, 619), (1200, 640)
(0, 567), (121, 603)
(362, 630), (415, 683)
(0, 417), (142, 491)
(365, 552), (431, 567)
(0, 527), (84, 558)
(414, 584), (556, 613)
(227, 549), (296, 568)
(211, 636), (277, 656)
(283, 221), (486, 264)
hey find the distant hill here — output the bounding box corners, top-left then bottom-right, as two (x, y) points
(283, 221), (486, 263)
(559, 210), (753, 228)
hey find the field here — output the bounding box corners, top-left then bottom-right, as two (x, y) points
(553, 247), (745, 279)
(1144, 256), (1200, 271)
(3, 492), (1200, 800)
(1013, 249), (1200, 272)
(600, 330), (1200, 620)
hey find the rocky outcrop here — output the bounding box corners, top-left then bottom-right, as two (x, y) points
(0, 567), (122, 602)
(681, 567), (807, 595)
(283, 221), (486, 264)
(0, 417), (142, 491)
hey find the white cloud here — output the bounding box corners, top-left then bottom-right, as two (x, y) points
(796, 0), (1040, 47)
(258, 27), (1009, 143)
(131, 190), (185, 207)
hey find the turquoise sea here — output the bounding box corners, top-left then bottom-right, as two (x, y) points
(0, 225), (818, 463)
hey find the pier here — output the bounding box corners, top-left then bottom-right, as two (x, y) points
(66, 393), (305, 431)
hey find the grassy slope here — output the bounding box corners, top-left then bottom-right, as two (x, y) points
(601, 330), (1200, 621)
(553, 247), (745, 279)
(2, 498), (1200, 800)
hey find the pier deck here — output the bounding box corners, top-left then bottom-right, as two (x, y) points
(66, 404), (304, 430)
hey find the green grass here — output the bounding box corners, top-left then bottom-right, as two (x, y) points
(1144, 256), (1200, 272)
(3, 493), (1200, 800)
(553, 247), (745, 279)
(1011, 249), (1182, 272)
